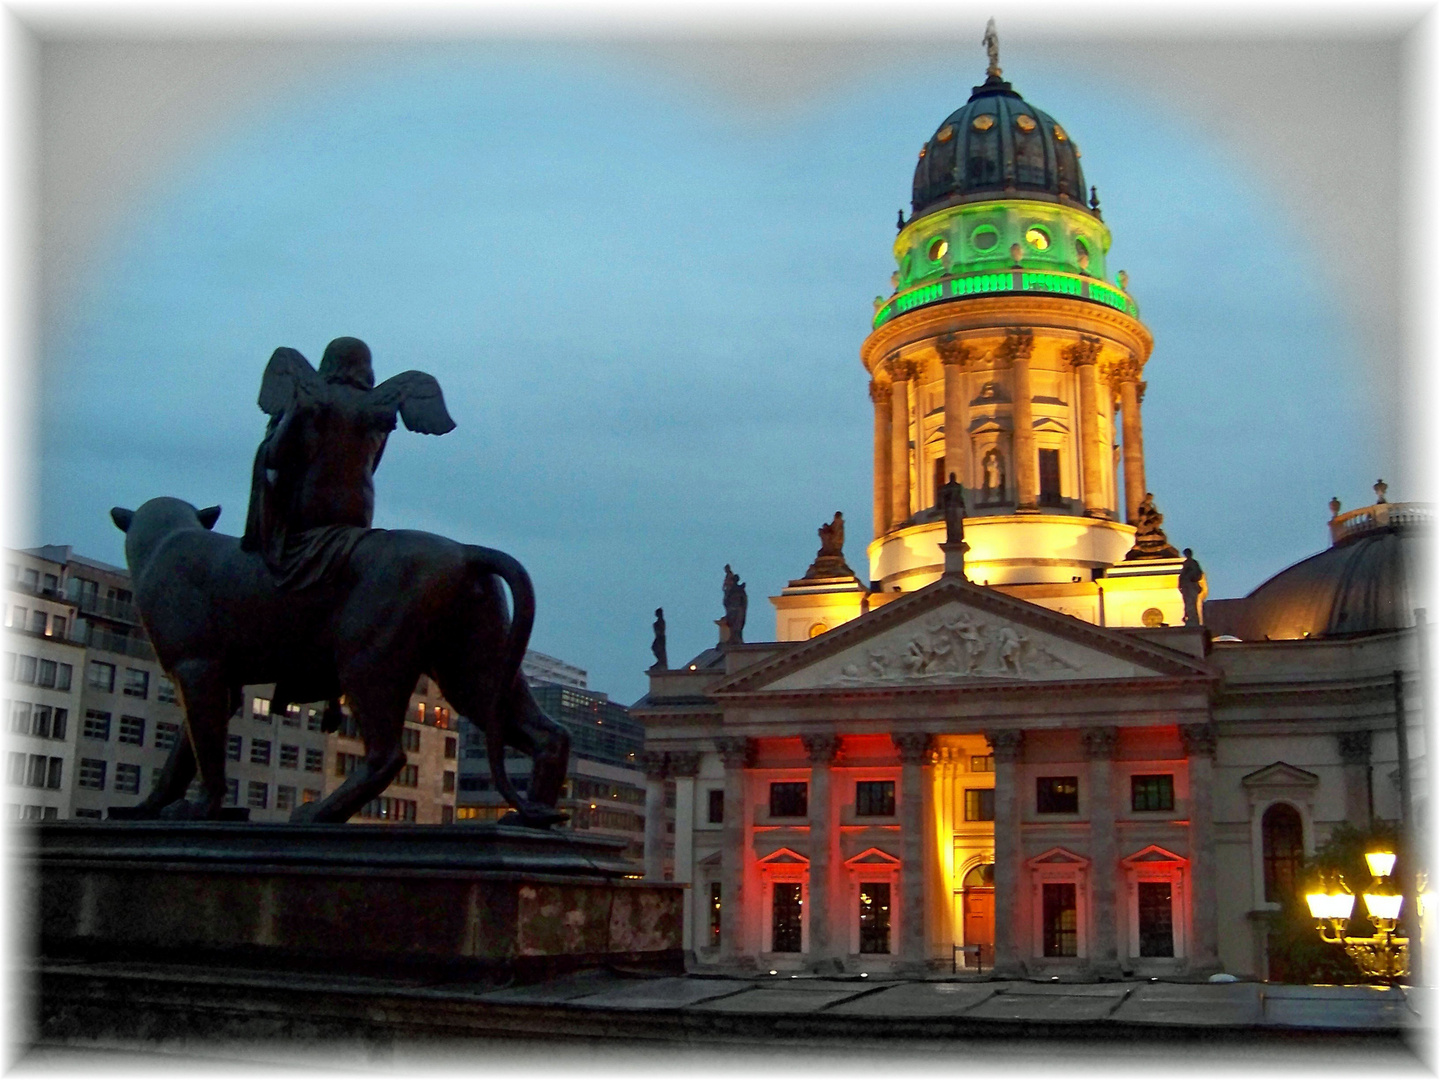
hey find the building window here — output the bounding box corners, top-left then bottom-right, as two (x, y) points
(223, 778), (239, 807)
(78, 758), (107, 790)
(28, 611), (46, 634)
(226, 735), (243, 761)
(25, 754), (47, 788)
(8, 702), (29, 734)
(250, 739), (271, 766)
(1131, 774), (1175, 812)
(82, 710), (111, 741)
(394, 764), (419, 787)
(37, 659), (56, 688)
(708, 789), (724, 824)
(251, 697), (271, 721)
(304, 748), (324, 773)
(858, 882), (892, 954)
(444, 737), (457, 760)
(443, 770), (455, 793)
(74, 808), (102, 819)
(157, 677), (178, 704)
(118, 715), (145, 746)
(441, 805), (454, 824)
(123, 668), (149, 699)
(46, 758), (62, 790)
(1036, 776), (1079, 814)
(302, 788), (321, 804)
(50, 708), (68, 740)
(276, 785), (296, 811)
(769, 782), (808, 818)
(282, 705), (301, 727)
(279, 744), (300, 769)
(114, 763), (141, 795)
(358, 796), (417, 822)
(1041, 882), (1078, 957)
(1038, 448), (1062, 506)
(1137, 881), (1175, 957)
(155, 721), (181, 751)
(56, 664), (72, 691)
(1262, 802), (1305, 903)
(9, 752), (29, 785)
(855, 780), (895, 817)
(87, 661), (115, 692)
(709, 883), (722, 947)
(970, 754), (994, 772)
(29, 705), (50, 738)
(306, 708), (322, 732)
(771, 883), (803, 952)
(336, 752), (363, 778)
(247, 781), (268, 809)
(402, 727), (421, 753)
(15, 654), (36, 684)
(964, 788), (995, 822)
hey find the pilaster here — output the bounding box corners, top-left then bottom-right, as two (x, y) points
(987, 728), (1027, 976)
(1082, 725), (1122, 978)
(999, 329), (1037, 510)
(640, 750), (669, 882)
(1180, 721), (1221, 973)
(893, 731), (933, 969)
(939, 335), (972, 495)
(1066, 335), (1107, 517)
(715, 736), (756, 963)
(802, 733), (841, 966)
(888, 358), (913, 527)
(1337, 730), (1373, 828)
(870, 379), (892, 538)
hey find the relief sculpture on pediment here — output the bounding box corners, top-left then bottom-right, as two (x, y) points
(829, 612), (1082, 685)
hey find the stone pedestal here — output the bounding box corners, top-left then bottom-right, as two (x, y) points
(27, 821), (683, 981)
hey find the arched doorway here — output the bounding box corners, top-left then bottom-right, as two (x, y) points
(958, 861), (995, 969)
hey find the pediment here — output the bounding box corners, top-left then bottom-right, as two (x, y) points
(697, 850), (722, 869)
(1121, 844), (1187, 867)
(716, 576), (1213, 696)
(843, 847), (902, 870)
(1027, 846), (1089, 868)
(757, 846), (808, 866)
(1241, 762), (1320, 789)
(1031, 416), (1070, 433)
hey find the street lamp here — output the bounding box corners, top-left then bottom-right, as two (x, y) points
(1305, 850), (1409, 982)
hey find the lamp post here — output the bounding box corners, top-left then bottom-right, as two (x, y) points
(1305, 850), (1409, 983)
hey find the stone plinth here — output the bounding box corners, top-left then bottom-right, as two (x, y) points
(26, 821), (683, 981)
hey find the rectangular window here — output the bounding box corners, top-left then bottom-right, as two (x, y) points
(250, 739), (271, 766)
(1130, 774), (1175, 813)
(118, 715), (145, 745)
(56, 664), (72, 692)
(114, 762), (141, 795)
(51, 708), (67, 740)
(394, 763), (419, 787)
(46, 757), (63, 790)
(157, 677), (178, 704)
(1038, 448), (1062, 505)
(441, 805), (454, 824)
(1137, 881), (1175, 958)
(26, 754), (47, 788)
(251, 697), (271, 721)
(282, 704), (301, 727)
(226, 734), (242, 761)
(444, 737), (457, 760)
(9, 702), (29, 734)
(28, 611), (46, 634)
(83, 710), (111, 741)
(707, 789), (724, 824)
(155, 721), (180, 751)
(7, 607), (24, 628)
(30, 705), (51, 738)
(302, 788), (320, 804)
(709, 883), (723, 947)
(279, 744), (299, 769)
(402, 727), (421, 753)
(858, 881), (892, 954)
(304, 748), (324, 773)
(1037, 776), (1079, 814)
(336, 752), (363, 778)
(73, 808), (102, 819)
(122, 668), (149, 699)
(7, 751), (26, 785)
(1042, 882), (1078, 957)
(964, 788), (996, 822)
(306, 708), (322, 731)
(442, 770), (455, 793)
(771, 883), (803, 953)
(855, 780), (896, 817)
(223, 778), (239, 807)
(87, 661), (115, 692)
(276, 785), (296, 811)
(769, 781), (808, 818)
(247, 781), (268, 809)
(16, 655), (36, 684)
(36, 660), (56, 688)
(51, 616), (66, 639)
(78, 758), (107, 790)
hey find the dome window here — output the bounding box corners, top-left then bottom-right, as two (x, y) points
(971, 226), (999, 252)
(1015, 114), (1037, 132)
(927, 238), (949, 263)
(972, 114), (995, 131)
(1074, 237), (1090, 268)
(937, 124), (955, 143)
(1053, 124), (1068, 141)
(1025, 226), (1051, 251)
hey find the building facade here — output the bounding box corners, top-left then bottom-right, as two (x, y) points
(634, 49), (1427, 980)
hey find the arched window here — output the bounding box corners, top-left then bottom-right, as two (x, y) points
(1262, 802), (1305, 902)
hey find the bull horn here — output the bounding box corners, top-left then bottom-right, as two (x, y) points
(110, 507), (134, 533)
(197, 505), (222, 530)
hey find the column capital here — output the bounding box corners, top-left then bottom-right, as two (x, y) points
(668, 750), (703, 777)
(1102, 353), (1142, 386)
(887, 355), (917, 382)
(1178, 721), (1217, 760)
(994, 327), (1034, 366)
(714, 736), (756, 769)
(1063, 334), (1103, 368)
(639, 750), (669, 780)
(1136, 379), (1148, 405)
(936, 332), (975, 367)
(985, 728), (1025, 763)
(891, 731), (933, 765)
(1337, 729), (1373, 765)
(801, 733), (841, 765)
(1081, 725), (1119, 760)
(868, 378), (890, 405)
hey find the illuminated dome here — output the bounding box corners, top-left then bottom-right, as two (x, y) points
(909, 72), (1093, 225)
(1204, 500), (1430, 641)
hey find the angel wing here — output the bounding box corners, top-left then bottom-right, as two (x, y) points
(367, 370), (457, 435)
(256, 347), (323, 416)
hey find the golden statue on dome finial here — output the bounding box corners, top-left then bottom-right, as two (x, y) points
(983, 18), (1002, 79)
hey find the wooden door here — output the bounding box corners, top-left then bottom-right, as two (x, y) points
(963, 888), (995, 967)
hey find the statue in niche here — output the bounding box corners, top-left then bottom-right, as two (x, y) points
(981, 448), (1006, 502)
(719, 564), (748, 645)
(1179, 549), (1205, 627)
(1126, 491), (1180, 559)
(650, 607), (667, 669)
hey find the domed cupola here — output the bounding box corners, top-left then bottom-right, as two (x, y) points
(909, 31), (1094, 225)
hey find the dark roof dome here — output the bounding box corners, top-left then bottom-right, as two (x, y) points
(910, 72), (1093, 223)
(1204, 502), (1430, 642)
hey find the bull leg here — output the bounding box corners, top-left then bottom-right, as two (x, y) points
(107, 735), (196, 819)
(505, 680), (570, 808)
(158, 660), (231, 820)
(290, 684), (408, 824)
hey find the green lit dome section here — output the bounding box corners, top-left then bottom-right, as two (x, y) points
(895, 200), (1110, 287)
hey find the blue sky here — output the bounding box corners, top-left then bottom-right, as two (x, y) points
(35, 41), (1383, 704)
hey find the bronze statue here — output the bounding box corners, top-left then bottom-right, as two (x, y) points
(938, 472), (967, 547)
(1126, 491), (1180, 560)
(1179, 548), (1204, 627)
(651, 607), (667, 669)
(720, 564), (747, 645)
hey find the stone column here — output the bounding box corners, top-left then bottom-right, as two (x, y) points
(889, 359), (913, 526)
(1337, 730), (1373, 828)
(939, 337), (972, 492)
(715, 736), (755, 963)
(802, 733), (841, 966)
(893, 732), (933, 969)
(1002, 329), (1037, 510)
(1114, 356), (1147, 525)
(1180, 722), (1221, 973)
(1082, 726), (1122, 977)
(640, 750), (669, 882)
(913, 371), (929, 511)
(871, 379), (892, 538)
(1067, 336), (1107, 517)
(987, 729), (1026, 976)
(669, 751), (702, 885)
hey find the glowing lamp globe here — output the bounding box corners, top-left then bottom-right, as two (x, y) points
(1306, 890), (1355, 920)
(1363, 892), (1403, 922)
(1365, 851), (1397, 879)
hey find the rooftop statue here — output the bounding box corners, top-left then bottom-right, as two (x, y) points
(109, 339), (570, 827)
(719, 564), (748, 645)
(1125, 491), (1181, 560)
(651, 607), (668, 670)
(1179, 548), (1205, 627)
(801, 512), (858, 580)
